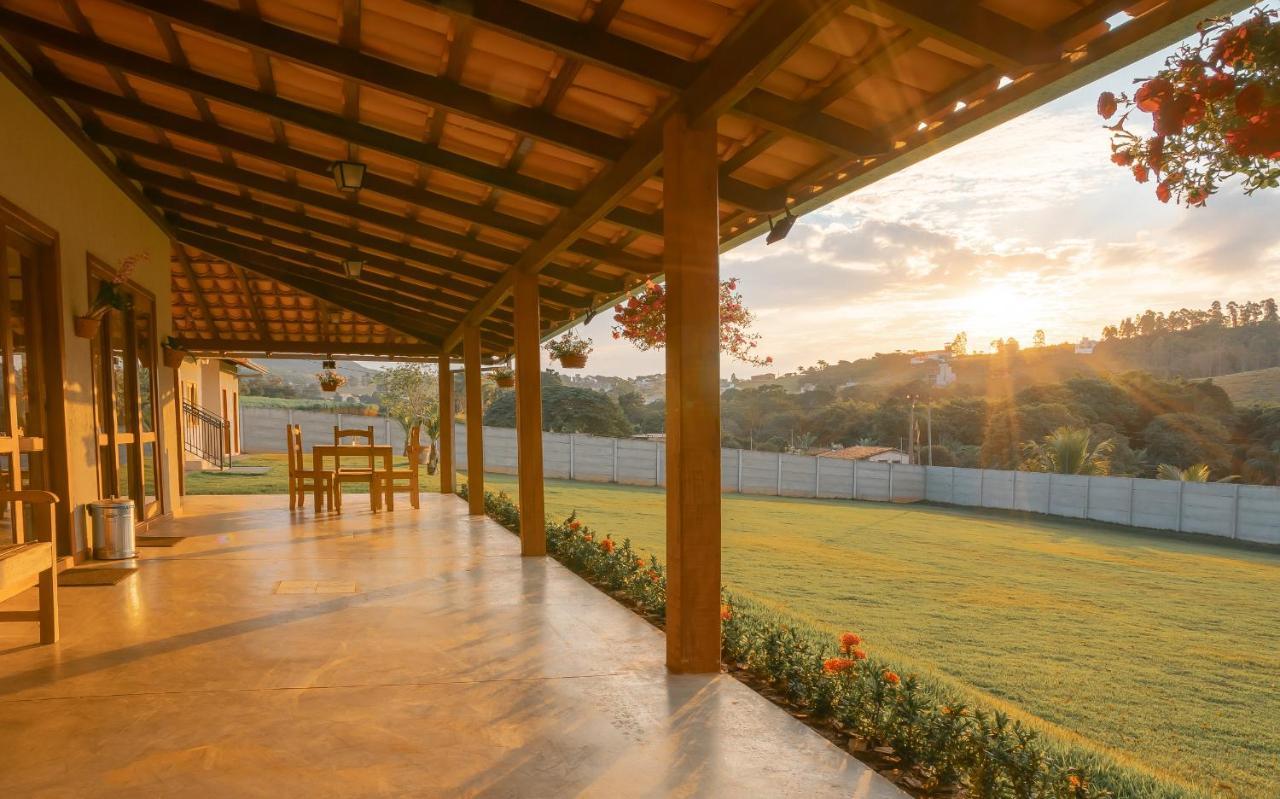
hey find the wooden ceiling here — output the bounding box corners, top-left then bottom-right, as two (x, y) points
(0, 0), (1241, 358)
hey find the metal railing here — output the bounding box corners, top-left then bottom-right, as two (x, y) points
(182, 400), (229, 469)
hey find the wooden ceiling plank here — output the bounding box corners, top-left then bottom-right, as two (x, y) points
(175, 339), (441, 359)
(173, 244), (223, 337)
(107, 0), (626, 161)
(230, 262), (275, 346)
(850, 1), (1061, 71)
(444, 0), (852, 349)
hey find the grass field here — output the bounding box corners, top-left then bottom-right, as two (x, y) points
(1203, 366), (1280, 405)
(191, 456), (1279, 797)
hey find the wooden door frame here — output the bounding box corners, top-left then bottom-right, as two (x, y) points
(0, 195), (70, 554)
(86, 258), (167, 525)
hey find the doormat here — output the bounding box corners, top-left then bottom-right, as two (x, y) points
(58, 567), (138, 586)
(137, 536), (185, 547)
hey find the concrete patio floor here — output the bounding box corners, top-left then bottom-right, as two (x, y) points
(0, 493), (903, 798)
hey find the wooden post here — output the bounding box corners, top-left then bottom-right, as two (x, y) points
(437, 352), (454, 495)
(513, 271), (545, 556)
(463, 325), (484, 515)
(663, 110), (721, 674)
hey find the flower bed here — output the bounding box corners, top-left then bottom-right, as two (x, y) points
(460, 485), (1203, 799)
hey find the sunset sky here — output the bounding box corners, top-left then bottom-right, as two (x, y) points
(569, 33), (1280, 379)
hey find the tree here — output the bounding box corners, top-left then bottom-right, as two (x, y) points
(1142, 412), (1234, 474)
(980, 402), (1081, 468)
(1157, 463), (1213, 481)
(948, 332), (968, 357)
(1032, 329), (1046, 348)
(484, 383), (633, 437)
(372, 365), (438, 465)
(1020, 427), (1113, 475)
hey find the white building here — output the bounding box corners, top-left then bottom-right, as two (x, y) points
(816, 445), (911, 464)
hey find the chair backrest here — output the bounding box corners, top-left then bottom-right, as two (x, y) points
(286, 424), (303, 474)
(405, 422), (422, 461)
(334, 425), (374, 445)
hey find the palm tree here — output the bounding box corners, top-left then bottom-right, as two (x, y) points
(1020, 427), (1113, 475)
(1156, 463), (1238, 482)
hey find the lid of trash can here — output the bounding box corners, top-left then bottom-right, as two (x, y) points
(89, 498), (135, 509)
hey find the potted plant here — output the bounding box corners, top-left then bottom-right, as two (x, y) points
(491, 366), (515, 388)
(161, 336), (189, 369)
(74, 252), (148, 338)
(317, 369), (347, 392)
(545, 330), (593, 369)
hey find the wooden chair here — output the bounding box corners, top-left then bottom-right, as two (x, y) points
(374, 423), (422, 511)
(331, 425), (376, 512)
(0, 490), (60, 644)
(286, 424), (333, 512)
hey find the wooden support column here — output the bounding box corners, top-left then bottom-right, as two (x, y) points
(663, 110), (721, 674)
(437, 352), (454, 495)
(513, 271), (546, 556)
(463, 325), (485, 515)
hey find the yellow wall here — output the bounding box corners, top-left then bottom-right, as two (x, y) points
(0, 72), (179, 554)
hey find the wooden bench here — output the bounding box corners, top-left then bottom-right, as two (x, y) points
(0, 490), (60, 644)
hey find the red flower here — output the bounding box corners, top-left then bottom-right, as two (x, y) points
(1186, 187), (1208, 206)
(1156, 182), (1172, 203)
(1212, 23), (1252, 66)
(883, 670), (901, 685)
(1236, 83), (1265, 117)
(1111, 150), (1132, 166)
(720, 604), (732, 621)
(1201, 72), (1234, 100)
(1226, 109), (1280, 158)
(568, 520), (581, 531)
(851, 647), (867, 660)
(600, 537), (615, 554)
(823, 658), (856, 674)
(1134, 78), (1172, 112)
(1096, 91), (1118, 119)
(839, 632), (862, 652)
(1132, 164), (1150, 184)
(1147, 137), (1164, 172)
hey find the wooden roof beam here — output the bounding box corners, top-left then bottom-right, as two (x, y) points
(107, 0), (627, 161)
(444, 0), (853, 350)
(850, 1), (1061, 71)
(175, 339), (443, 359)
(141, 181), (589, 310)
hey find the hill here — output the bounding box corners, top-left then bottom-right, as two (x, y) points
(1201, 366), (1280, 405)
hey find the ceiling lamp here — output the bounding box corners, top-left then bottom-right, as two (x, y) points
(765, 208), (796, 245)
(342, 258), (364, 280)
(330, 143), (366, 191)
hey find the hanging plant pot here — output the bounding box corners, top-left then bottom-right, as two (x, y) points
(162, 345), (188, 369)
(558, 353), (587, 369)
(74, 314), (102, 339)
(319, 376), (343, 392)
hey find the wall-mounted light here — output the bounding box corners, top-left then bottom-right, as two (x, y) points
(765, 208), (796, 245)
(342, 258), (364, 279)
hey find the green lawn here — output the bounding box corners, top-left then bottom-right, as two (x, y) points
(189, 459), (1280, 797)
(183, 454), (440, 495)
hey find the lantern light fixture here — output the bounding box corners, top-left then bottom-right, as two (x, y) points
(322, 359), (336, 370)
(765, 208), (796, 245)
(330, 142), (366, 191)
(342, 257), (364, 280)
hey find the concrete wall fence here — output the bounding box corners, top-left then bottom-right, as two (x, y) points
(244, 407), (1280, 546)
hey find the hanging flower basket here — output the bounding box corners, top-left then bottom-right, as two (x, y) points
(317, 369), (347, 392)
(73, 314), (102, 339)
(611, 278), (773, 366)
(1097, 6), (1280, 206)
(162, 345), (188, 369)
(545, 330), (592, 370)
(492, 367), (515, 388)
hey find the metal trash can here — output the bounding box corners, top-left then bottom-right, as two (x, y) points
(89, 498), (136, 560)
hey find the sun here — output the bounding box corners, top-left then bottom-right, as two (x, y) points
(956, 283), (1049, 343)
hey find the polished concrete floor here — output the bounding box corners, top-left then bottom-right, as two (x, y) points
(0, 493), (904, 798)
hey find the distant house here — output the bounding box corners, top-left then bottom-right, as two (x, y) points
(748, 373), (776, 382)
(177, 357), (266, 469)
(934, 362), (957, 388)
(816, 445), (910, 464)
(1075, 337), (1097, 355)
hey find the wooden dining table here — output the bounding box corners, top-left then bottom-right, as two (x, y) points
(311, 444), (394, 513)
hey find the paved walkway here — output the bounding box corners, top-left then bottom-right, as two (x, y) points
(0, 493), (904, 798)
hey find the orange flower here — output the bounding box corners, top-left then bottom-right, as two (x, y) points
(600, 538), (615, 554)
(1068, 775), (1083, 789)
(823, 658), (855, 674)
(882, 670), (901, 685)
(1096, 91), (1117, 119)
(839, 632), (861, 652)
(634, 558), (645, 568)
(850, 648), (867, 660)
(720, 604), (732, 621)
(568, 520), (581, 531)
(1156, 182), (1172, 203)
(1110, 150), (1132, 166)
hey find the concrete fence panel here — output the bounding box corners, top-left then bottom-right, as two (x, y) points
(243, 408), (1280, 544)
